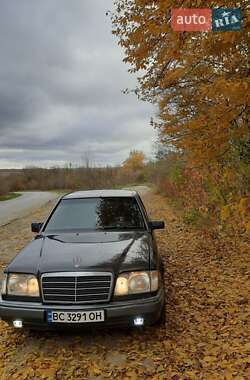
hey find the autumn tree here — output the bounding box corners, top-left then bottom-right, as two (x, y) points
(113, 0), (249, 162)
(122, 150), (146, 182)
(123, 150), (145, 171)
(112, 0), (249, 231)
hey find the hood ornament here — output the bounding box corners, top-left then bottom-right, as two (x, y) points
(73, 256), (82, 268)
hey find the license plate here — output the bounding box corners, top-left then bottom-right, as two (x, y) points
(47, 310), (105, 323)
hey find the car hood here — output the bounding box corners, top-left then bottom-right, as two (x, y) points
(7, 231), (152, 275)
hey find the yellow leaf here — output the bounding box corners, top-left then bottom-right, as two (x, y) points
(93, 366), (102, 376)
(203, 355), (217, 362)
(224, 369), (233, 380)
(244, 342), (250, 352)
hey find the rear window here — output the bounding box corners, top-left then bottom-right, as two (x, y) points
(44, 197), (145, 232)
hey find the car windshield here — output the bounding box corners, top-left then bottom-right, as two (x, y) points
(44, 197), (145, 232)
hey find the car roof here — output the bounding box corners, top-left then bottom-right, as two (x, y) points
(62, 189), (138, 199)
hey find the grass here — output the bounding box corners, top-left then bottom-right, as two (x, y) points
(0, 192), (22, 201)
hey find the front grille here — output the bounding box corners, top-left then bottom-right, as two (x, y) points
(41, 272), (113, 304)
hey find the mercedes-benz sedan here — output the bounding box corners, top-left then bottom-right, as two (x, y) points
(0, 190), (165, 329)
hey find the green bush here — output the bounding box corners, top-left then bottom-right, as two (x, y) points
(183, 208), (201, 225)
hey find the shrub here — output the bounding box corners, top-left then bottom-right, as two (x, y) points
(183, 208), (201, 225)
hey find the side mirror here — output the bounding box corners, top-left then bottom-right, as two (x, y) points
(148, 220), (165, 230)
(31, 222), (43, 233)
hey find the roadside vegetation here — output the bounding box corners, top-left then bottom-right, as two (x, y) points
(111, 0), (249, 239)
(0, 192), (21, 202)
(1, 144), (249, 241)
(0, 150), (147, 197)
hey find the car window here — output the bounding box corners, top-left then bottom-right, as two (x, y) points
(44, 197), (145, 231)
(137, 195), (149, 220)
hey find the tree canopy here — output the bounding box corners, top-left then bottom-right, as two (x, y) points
(112, 0), (249, 165)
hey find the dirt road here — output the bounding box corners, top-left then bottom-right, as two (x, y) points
(0, 191), (249, 379)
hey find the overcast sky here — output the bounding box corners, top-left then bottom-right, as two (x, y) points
(0, 0), (156, 169)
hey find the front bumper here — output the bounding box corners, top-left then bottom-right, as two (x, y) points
(0, 288), (164, 329)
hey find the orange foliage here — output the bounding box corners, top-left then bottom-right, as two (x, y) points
(122, 150), (145, 172)
(112, 0), (249, 165)
(113, 0), (249, 233)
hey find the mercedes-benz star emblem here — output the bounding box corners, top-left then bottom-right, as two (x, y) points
(73, 256), (82, 268)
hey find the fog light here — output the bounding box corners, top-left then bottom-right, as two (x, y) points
(13, 319), (23, 328)
(133, 317), (144, 326)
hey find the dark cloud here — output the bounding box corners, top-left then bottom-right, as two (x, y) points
(0, 0), (155, 168)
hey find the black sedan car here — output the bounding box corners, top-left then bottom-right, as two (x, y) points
(0, 190), (165, 329)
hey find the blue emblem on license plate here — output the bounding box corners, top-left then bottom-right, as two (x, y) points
(47, 310), (53, 323)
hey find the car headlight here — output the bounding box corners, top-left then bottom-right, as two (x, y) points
(6, 274), (40, 297)
(114, 271), (159, 296)
(0, 273), (7, 295)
